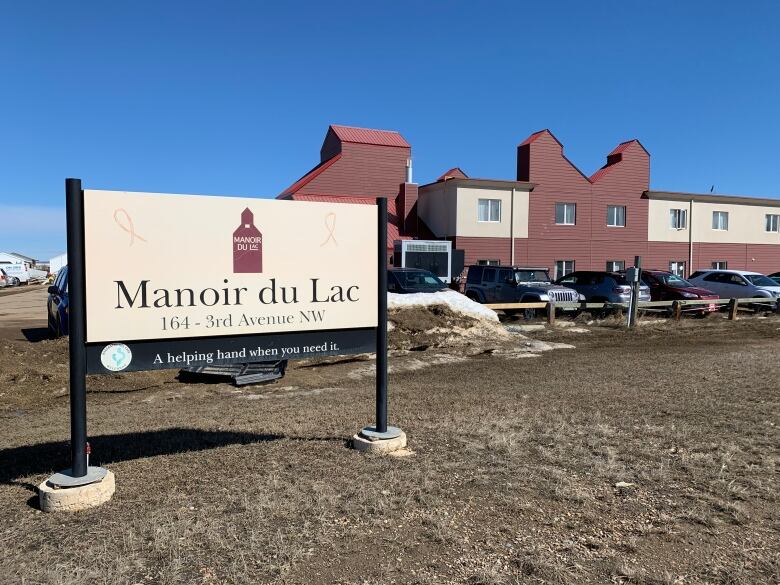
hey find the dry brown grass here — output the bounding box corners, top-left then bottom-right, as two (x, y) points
(0, 316), (779, 583)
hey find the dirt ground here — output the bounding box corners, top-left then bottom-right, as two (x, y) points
(0, 290), (779, 584)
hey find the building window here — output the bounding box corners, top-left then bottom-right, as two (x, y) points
(766, 214), (780, 233)
(670, 208), (687, 230)
(712, 261), (728, 270)
(607, 205), (626, 227)
(669, 261), (686, 278)
(555, 260), (575, 279)
(476, 259), (500, 266)
(555, 203), (576, 225)
(606, 260), (625, 272)
(477, 199), (501, 222)
(712, 211), (729, 231)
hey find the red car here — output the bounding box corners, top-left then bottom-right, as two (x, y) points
(642, 269), (719, 313)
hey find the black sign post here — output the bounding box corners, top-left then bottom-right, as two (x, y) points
(355, 197), (404, 446)
(66, 178), (88, 479)
(45, 179), (109, 488)
(375, 197), (389, 433)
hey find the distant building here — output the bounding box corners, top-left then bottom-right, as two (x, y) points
(0, 252), (38, 269)
(50, 253), (67, 274)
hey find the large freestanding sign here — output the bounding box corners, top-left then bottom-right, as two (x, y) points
(47, 179), (395, 493)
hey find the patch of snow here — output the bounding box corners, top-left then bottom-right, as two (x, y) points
(388, 290), (498, 322)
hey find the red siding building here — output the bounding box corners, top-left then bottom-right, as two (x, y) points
(280, 124), (780, 277)
(278, 125), (420, 262)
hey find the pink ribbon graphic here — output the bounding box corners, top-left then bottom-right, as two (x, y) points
(114, 208), (147, 246)
(320, 212), (338, 246)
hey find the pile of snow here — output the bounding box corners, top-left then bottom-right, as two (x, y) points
(388, 290), (499, 322)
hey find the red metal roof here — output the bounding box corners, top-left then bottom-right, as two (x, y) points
(609, 139), (649, 156)
(286, 194), (409, 248)
(277, 154), (342, 198)
(437, 167), (468, 181)
(518, 129), (562, 147)
(590, 140), (650, 182)
(330, 125), (410, 148)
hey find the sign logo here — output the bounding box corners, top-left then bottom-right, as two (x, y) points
(233, 207), (263, 273)
(100, 343), (132, 371)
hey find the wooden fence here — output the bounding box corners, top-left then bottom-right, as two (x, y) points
(484, 297), (780, 325)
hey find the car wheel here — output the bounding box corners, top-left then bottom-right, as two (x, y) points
(465, 292), (481, 303)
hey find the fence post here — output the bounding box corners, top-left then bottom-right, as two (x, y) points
(672, 300), (682, 321)
(728, 298), (738, 320)
(546, 301), (555, 325)
(627, 256), (642, 328)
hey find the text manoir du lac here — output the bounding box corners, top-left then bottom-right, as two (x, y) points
(114, 278), (359, 331)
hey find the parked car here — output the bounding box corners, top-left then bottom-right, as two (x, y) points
(768, 271), (780, 285)
(641, 269), (719, 314)
(47, 266), (69, 337)
(0, 268), (8, 288)
(464, 265), (581, 318)
(388, 268), (449, 294)
(688, 270), (780, 300)
(554, 271), (651, 304)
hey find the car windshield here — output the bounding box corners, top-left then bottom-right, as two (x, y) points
(745, 274), (777, 287)
(655, 273), (694, 288)
(395, 271), (445, 288)
(514, 270), (551, 283)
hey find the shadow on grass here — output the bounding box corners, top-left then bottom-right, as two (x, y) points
(0, 427), (287, 487)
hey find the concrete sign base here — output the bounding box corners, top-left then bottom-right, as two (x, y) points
(352, 427), (407, 453)
(39, 468), (115, 512)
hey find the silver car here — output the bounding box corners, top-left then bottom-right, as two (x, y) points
(688, 270), (780, 299)
(0, 268), (8, 288)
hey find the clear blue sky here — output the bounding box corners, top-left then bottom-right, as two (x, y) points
(2, 1), (779, 259)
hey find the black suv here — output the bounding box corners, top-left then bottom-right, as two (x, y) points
(388, 268), (448, 294)
(464, 265), (580, 305)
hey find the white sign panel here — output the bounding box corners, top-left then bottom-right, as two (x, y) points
(83, 190), (378, 343)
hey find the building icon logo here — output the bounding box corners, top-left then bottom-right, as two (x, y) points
(233, 208), (263, 273)
(100, 343), (132, 372)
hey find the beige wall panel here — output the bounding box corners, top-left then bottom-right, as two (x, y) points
(455, 186), (530, 239)
(647, 198), (690, 242)
(417, 182), (456, 237)
(649, 198), (780, 245)
(691, 201), (780, 244)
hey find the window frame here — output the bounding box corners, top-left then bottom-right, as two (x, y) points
(712, 211), (729, 231)
(670, 208), (688, 230)
(606, 260), (625, 272)
(476, 259), (500, 266)
(711, 261), (728, 270)
(477, 198), (501, 223)
(554, 202), (576, 226)
(555, 260), (575, 280)
(668, 261), (686, 278)
(606, 205), (626, 228)
(766, 214), (780, 233)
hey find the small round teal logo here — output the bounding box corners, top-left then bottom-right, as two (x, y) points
(100, 343), (132, 372)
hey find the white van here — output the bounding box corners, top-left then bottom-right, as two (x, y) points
(0, 262), (47, 284)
